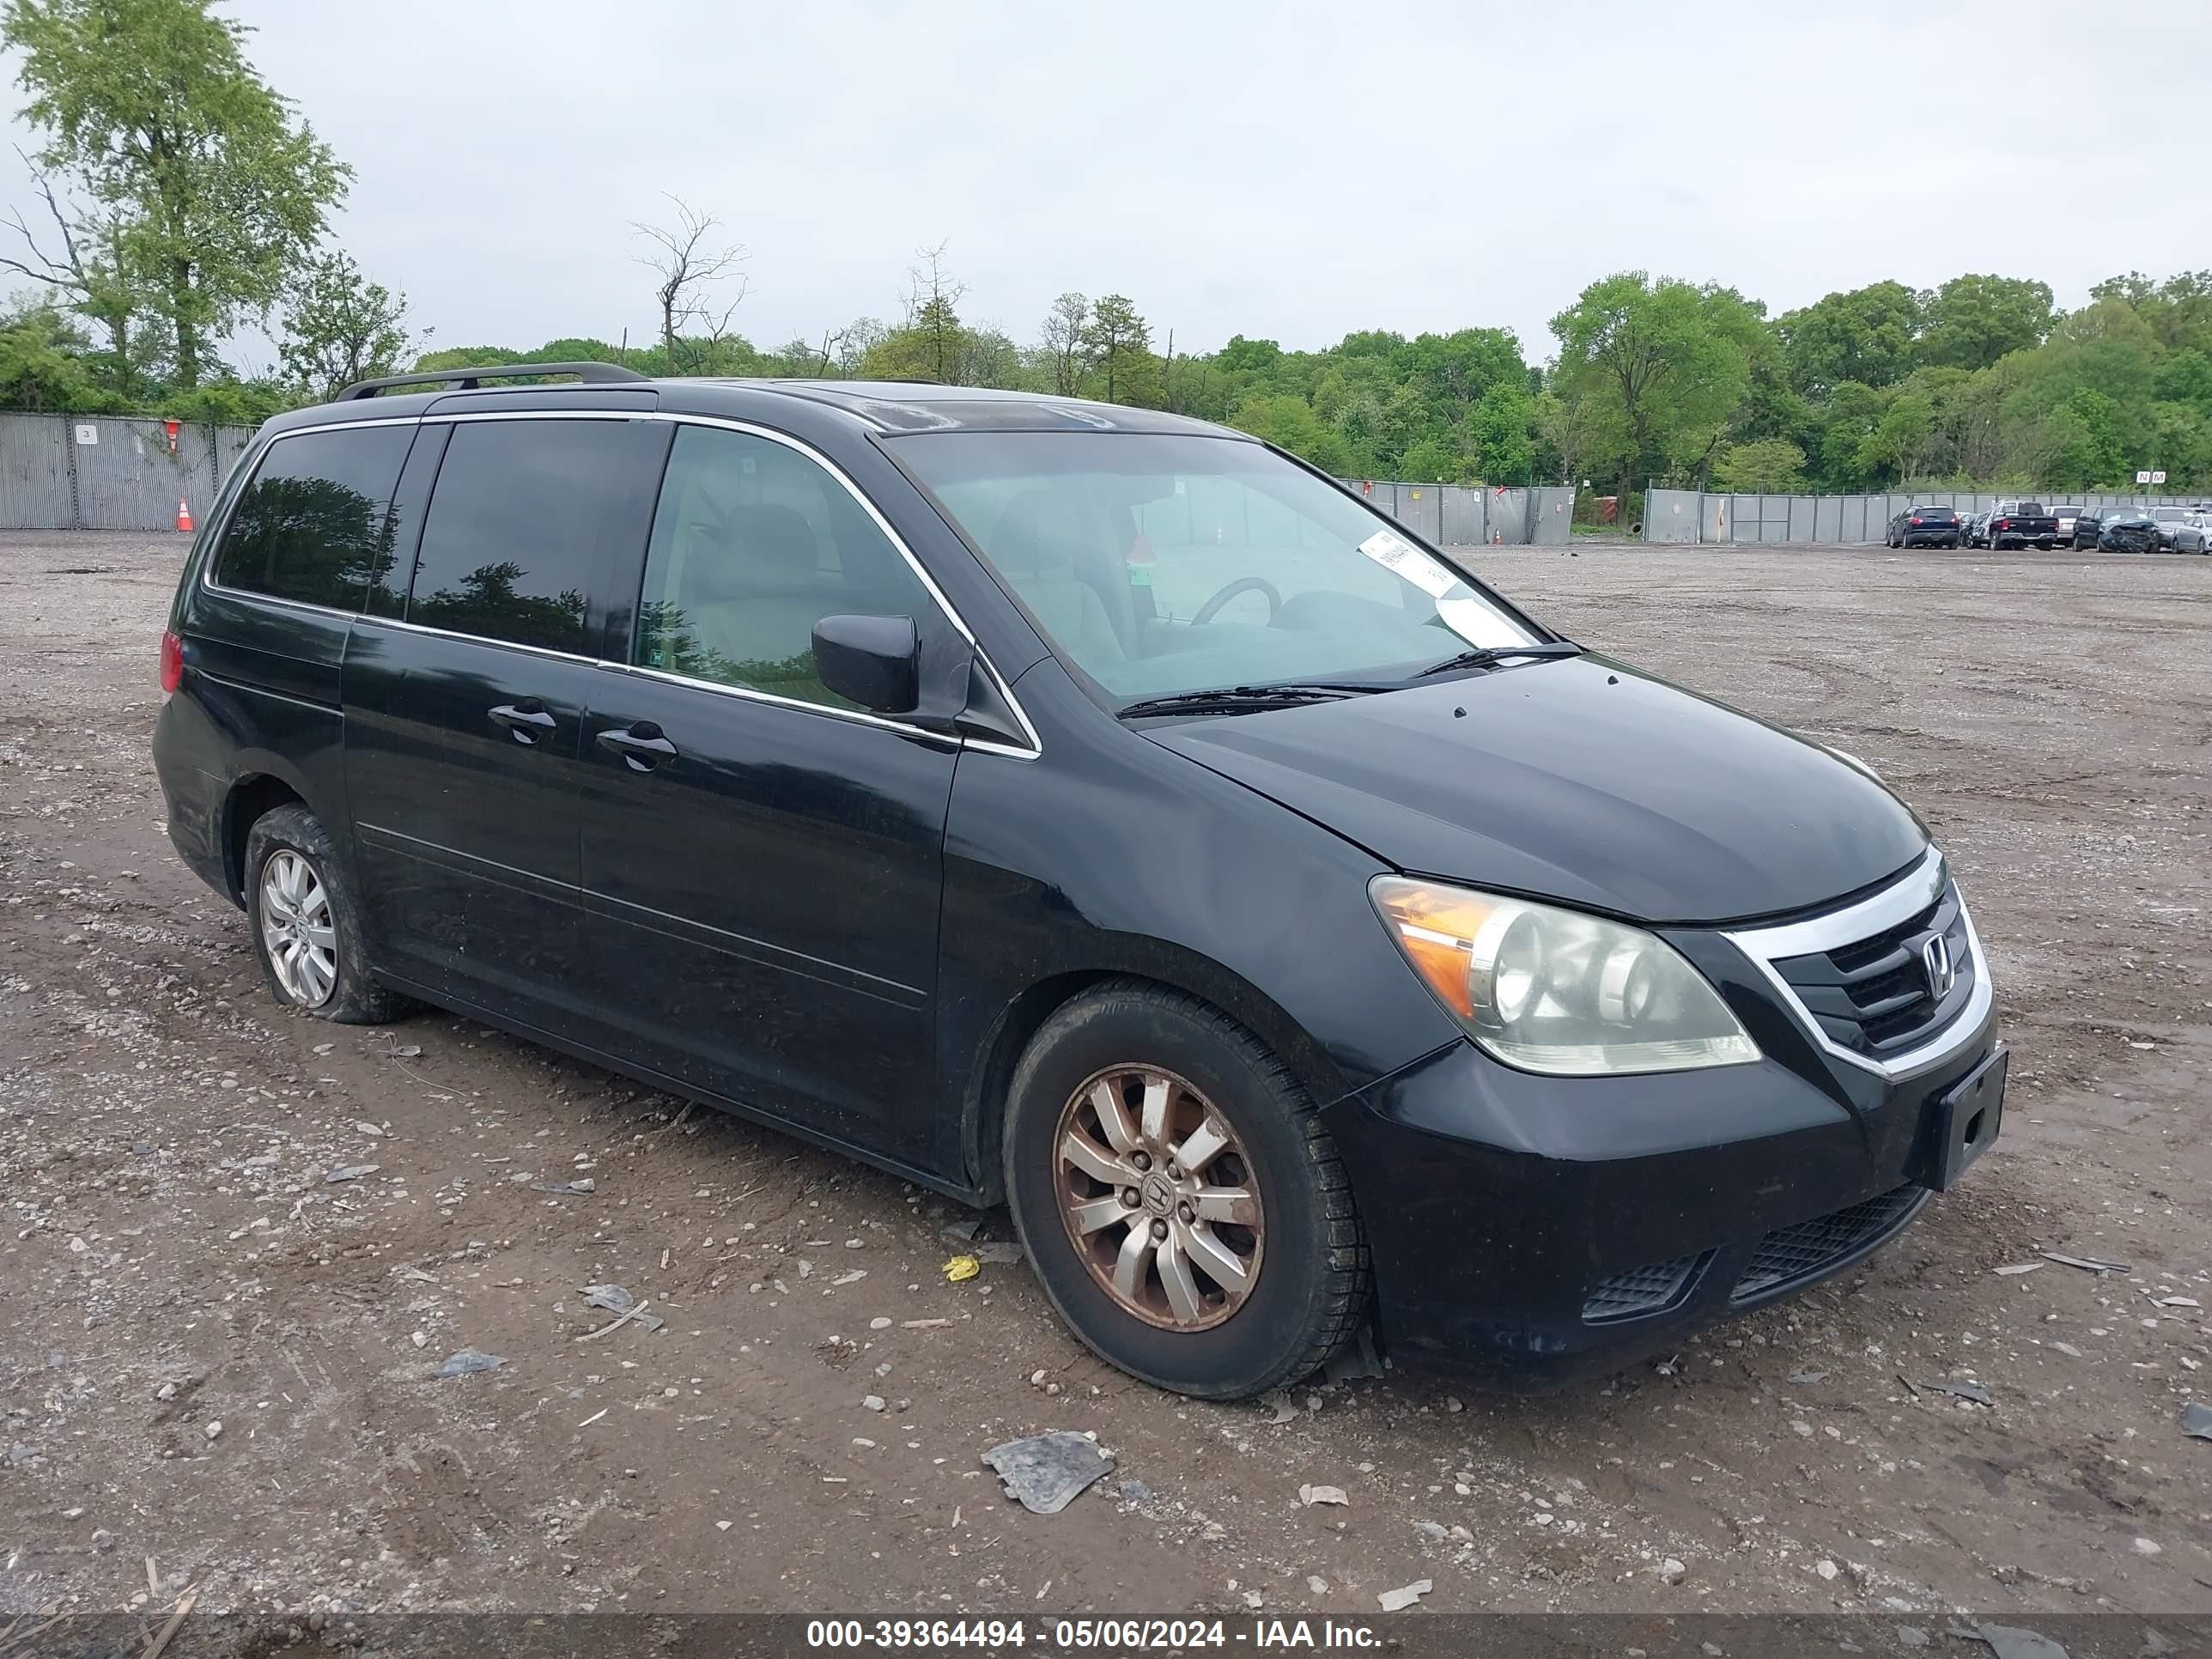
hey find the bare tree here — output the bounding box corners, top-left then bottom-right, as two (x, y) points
(0, 152), (140, 396)
(1039, 291), (1088, 396)
(901, 240), (966, 380)
(633, 195), (749, 374)
(838, 317), (885, 375)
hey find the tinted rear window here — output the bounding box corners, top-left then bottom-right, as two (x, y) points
(210, 427), (414, 611)
(1913, 506), (1957, 517)
(408, 419), (653, 653)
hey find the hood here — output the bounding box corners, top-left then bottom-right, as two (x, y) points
(1146, 656), (1927, 925)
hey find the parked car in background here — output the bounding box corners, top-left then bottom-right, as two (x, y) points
(149, 365), (2004, 1398)
(2148, 507), (2209, 554)
(2097, 512), (2162, 554)
(2071, 507), (2127, 549)
(1886, 505), (1963, 548)
(1960, 510), (1990, 548)
(1984, 501), (2059, 550)
(2049, 506), (2084, 544)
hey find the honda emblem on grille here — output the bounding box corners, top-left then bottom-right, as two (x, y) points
(1920, 933), (1955, 1000)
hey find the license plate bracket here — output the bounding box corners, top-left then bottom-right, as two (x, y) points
(1922, 1045), (2006, 1192)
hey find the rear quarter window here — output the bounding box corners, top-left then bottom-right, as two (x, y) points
(210, 426), (416, 611)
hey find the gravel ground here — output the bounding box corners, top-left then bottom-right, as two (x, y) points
(2, 532), (2209, 1635)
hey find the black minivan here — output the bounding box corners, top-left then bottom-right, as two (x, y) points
(154, 367), (2004, 1398)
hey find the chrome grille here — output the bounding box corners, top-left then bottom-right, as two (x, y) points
(1731, 1184), (1923, 1303)
(1770, 881), (1974, 1059)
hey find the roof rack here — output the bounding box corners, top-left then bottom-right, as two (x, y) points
(334, 362), (648, 401)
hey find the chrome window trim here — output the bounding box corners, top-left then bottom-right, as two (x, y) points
(350, 610), (599, 667)
(603, 659), (962, 749)
(637, 411), (1040, 759)
(194, 404), (1045, 761)
(1722, 848), (1994, 1080)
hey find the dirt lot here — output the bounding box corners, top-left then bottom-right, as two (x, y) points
(2, 532), (2209, 1635)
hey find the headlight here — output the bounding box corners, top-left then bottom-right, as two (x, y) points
(1370, 876), (1761, 1077)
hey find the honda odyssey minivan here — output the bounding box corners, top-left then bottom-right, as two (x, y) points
(153, 367), (2004, 1398)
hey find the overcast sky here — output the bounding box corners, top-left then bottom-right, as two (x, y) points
(3, 0), (2209, 372)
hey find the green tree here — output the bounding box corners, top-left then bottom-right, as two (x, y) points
(1229, 393), (1352, 473)
(1856, 391), (1937, 483)
(0, 167), (155, 398)
(277, 249), (415, 401)
(1395, 435), (1465, 483)
(2153, 347), (2212, 416)
(1079, 293), (1159, 405)
(2088, 270), (2212, 355)
(1712, 438), (1808, 491)
(4, 0), (350, 387)
(1776, 280), (1921, 394)
(1463, 380), (1534, 483)
(1917, 274), (2056, 371)
(0, 299), (106, 408)
(1549, 271), (1767, 495)
(2037, 387), (2127, 487)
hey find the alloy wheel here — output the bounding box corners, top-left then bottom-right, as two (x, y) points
(258, 848), (337, 1008)
(1053, 1066), (1263, 1331)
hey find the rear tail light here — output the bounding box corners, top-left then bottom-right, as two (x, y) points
(160, 629), (183, 695)
(1911, 518), (1923, 526)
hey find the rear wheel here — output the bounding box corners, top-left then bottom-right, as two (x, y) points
(244, 805), (404, 1024)
(1003, 981), (1368, 1399)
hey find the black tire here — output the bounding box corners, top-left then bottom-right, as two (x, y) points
(1002, 980), (1368, 1399)
(243, 804), (406, 1024)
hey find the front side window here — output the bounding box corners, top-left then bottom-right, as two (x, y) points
(892, 431), (1539, 704)
(210, 426), (413, 610)
(408, 419), (645, 653)
(632, 424), (938, 710)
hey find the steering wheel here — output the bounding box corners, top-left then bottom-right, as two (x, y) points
(1192, 575), (1283, 626)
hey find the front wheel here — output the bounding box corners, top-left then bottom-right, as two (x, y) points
(245, 804), (406, 1024)
(1003, 981), (1368, 1399)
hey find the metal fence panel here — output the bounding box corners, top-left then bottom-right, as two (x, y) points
(1644, 487), (1701, 543)
(1438, 484), (1486, 545)
(1528, 486), (1576, 544)
(1786, 495), (1818, 543)
(215, 423), (255, 491)
(1393, 482), (1443, 544)
(1487, 488), (1530, 545)
(0, 414), (77, 530)
(73, 417), (215, 530)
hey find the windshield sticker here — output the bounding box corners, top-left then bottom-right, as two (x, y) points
(1358, 529), (1461, 599)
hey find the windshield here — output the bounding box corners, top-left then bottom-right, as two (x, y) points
(2151, 507), (2185, 522)
(893, 431), (1541, 703)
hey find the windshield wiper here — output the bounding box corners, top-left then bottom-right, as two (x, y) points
(1412, 641), (1584, 678)
(1115, 684), (1376, 720)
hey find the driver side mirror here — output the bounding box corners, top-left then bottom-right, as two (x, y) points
(813, 614), (920, 714)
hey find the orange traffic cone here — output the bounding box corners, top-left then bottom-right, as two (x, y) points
(175, 497), (193, 533)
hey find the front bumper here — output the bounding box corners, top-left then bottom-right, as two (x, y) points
(1322, 872), (2001, 1389)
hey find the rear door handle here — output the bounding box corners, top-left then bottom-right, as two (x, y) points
(488, 701), (557, 744)
(596, 721), (678, 770)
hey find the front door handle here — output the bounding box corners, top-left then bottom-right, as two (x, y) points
(488, 701), (557, 744)
(596, 721), (678, 771)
